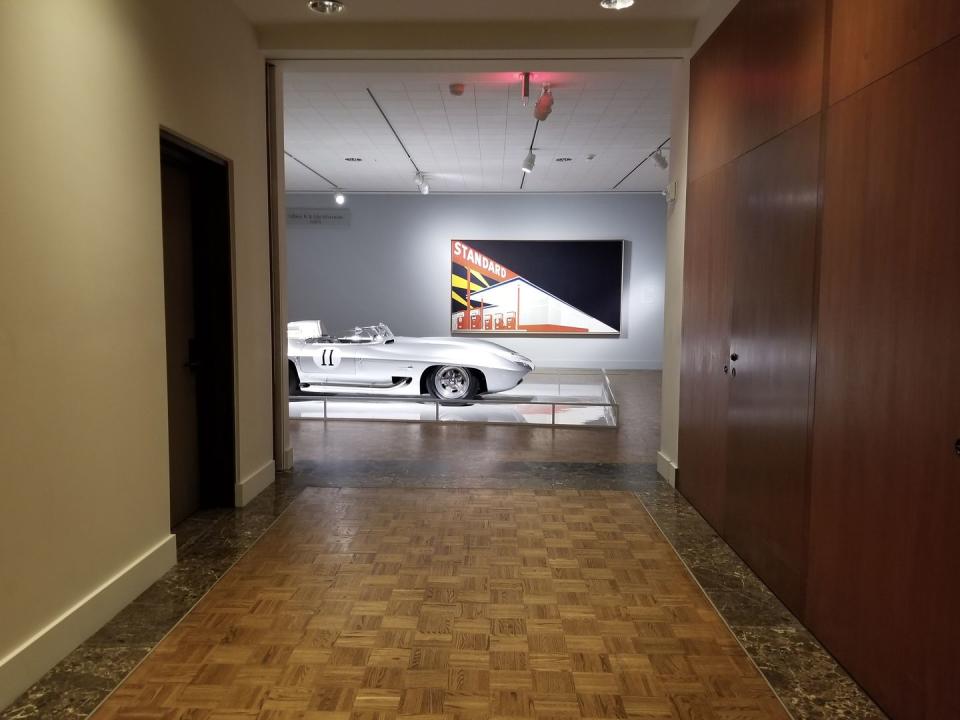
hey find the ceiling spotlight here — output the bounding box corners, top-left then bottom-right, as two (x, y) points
(653, 149), (668, 169)
(415, 172), (430, 195)
(533, 85), (554, 121)
(307, 0), (343, 15)
(308, 0), (345, 14)
(334, 192), (346, 205)
(521, 150), (536, 174)
(600, 0), (635, 9)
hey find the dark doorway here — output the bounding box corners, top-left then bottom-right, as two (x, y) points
(160, 132), (236, 529)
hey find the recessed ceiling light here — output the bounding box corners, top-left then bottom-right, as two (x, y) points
(308, 0), (344, 14)
(344, 157), (362, 162)
(555, 157), (573, 163)
(600, 0), (635, 9)
(334, 192), (346, 205)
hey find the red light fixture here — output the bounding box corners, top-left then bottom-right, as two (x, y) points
(520, 72), (531, 106)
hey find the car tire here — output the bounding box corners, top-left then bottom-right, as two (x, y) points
(427, 365), (479, 401)
(288, 361), (301, 397)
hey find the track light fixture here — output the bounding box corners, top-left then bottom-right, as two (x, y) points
(415, 172), (430, 195)
(521, 150), (537, 174)
(600, 0), (635, 9)
(653, 149), (668, 169)
(533, 84), (554, 122)
(334, 192), (346, 205)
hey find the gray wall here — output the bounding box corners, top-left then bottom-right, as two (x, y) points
(286, 193), (666, 369)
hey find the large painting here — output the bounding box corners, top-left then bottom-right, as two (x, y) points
(451, 239), (623, 336)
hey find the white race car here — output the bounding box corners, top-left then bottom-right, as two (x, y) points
(287, 321), (535, 401)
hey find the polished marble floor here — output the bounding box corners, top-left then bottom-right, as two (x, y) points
(289, 371), (663, 467)
(1, 372), (885, 720)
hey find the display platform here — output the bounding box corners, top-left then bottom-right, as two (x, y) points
(289, 370), (618, 428)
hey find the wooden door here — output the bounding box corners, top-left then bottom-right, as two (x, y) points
(678, 164), (737, 532)
(723, 117), (821, 617)
(807, 38), (960, 720)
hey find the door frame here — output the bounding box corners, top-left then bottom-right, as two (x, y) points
(159, 127), (239, 509)
(261, 56), (682, 475)
(266, 63), (293, 471)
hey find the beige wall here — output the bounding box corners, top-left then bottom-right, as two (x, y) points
(0, 0), (273, 702)
(657, 59), (691, 484)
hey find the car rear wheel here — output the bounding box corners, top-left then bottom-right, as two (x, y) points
(288, 361), (301, 397)
(428, 365), (479, 401)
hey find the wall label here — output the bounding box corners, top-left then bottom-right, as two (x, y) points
(287, 208), (351, 227)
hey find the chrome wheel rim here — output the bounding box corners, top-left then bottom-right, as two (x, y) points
(435, 366), (470, 399)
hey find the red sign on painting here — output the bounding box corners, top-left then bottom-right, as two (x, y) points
(451, 240), (518, 282)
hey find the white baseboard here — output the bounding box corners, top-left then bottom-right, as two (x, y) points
(537, 361), (663, 370)
(657, 450), (678, 486)
(235, 459), (276, 507)
(280, 444), (294, 472)
(0, 534), (176, 710)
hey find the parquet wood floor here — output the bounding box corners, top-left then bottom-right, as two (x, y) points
(90, 488), (790, 720)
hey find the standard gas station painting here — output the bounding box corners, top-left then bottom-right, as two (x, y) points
(451, 239), (623, 336)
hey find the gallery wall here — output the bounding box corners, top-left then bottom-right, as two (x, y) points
(286, 193), (666, 369)
(0, 0), (274, 706)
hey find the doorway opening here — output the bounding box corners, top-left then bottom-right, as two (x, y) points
(271, 60), (672, 472)
(160, 131), (236, 528)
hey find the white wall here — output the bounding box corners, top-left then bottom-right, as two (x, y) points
(287, 193), (666, 369)
(0, 0), (274, 705)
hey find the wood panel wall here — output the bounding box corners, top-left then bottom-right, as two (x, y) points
(829, 0), (960, 103)
(687, 0), (826, 182)
(681, 1), (960, 717)
(681, 0), (827, 616)
(723, 116), (820, 618)
(678, 165), (736, 533)
(808, 30), (960, 720)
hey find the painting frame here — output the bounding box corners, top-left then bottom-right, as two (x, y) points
(450, 238), (624, 338)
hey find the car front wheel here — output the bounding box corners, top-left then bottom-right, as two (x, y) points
(428, 365), (479, 401)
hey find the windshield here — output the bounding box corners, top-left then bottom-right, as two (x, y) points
(337, 323), (394, 344)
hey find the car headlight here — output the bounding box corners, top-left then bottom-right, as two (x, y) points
(509, 352), (534, 369)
